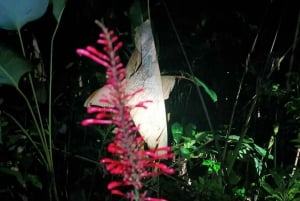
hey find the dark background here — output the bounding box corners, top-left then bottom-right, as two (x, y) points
(1, 0), (299, 166)
(1, 0), (300, 200)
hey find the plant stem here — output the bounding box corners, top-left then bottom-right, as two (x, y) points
(3, 111), (47, 165)
(17, 28), (26, 57)
(227, 95), (257, 176)
(48, 5), (65, 201)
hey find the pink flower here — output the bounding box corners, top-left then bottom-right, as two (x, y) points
(77, 20), (174, 201)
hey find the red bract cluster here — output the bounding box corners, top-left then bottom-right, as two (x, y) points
(76, 20), (174, 201)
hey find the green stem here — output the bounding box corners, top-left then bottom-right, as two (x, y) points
(3, 111), (47, 166)
(227, 95), (257, 176)
(0, 66), (44, 143)
(48, 6), (65, 201)
(28, 74), (52, 166)
(17, 28), (26, 57)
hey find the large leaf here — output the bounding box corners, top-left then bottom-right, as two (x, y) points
(85, 20), (170, 150)
(0, 45), (33, 86)
(0, 0), (49, 30)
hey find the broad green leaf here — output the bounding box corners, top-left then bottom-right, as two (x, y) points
(51, 0), (66, 22)
(0, 0), (49, 30)
(254, 144), (273, 159)
(0, 46), (33, 86)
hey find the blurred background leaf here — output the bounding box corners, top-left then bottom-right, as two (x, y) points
(0, 45), (33, 86)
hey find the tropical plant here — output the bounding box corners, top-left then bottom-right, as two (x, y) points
(260, 169), (300, 201)
(0, 1), (65, 200)
(77, 19), (175, 201)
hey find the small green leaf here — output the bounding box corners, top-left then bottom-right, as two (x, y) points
(184, 139), (196, 148)
(272, 83), (280, 93)
(202, 159), (213, 166)
(51, 0), (66, 22)
(171, 122), (183, 144)
(180, 147), (190, 155)
(254, 157), (262, 175)
(212, 162), (221, 173)
(253, 144), (267, 157)
(184, 72), (218, 102)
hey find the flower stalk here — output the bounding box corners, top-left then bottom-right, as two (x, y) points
(77, 20), (174, 201)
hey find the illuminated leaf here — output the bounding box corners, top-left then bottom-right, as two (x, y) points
(180, 147), (190, 155)
(183, 72), (218, 102)
(171, 122), (183, 144)
(85, 20), (171, 150)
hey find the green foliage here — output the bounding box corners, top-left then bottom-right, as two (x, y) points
(0, 46), (33, 86)
(171, 122), (214, 158)
(183, 72), (218, 103)
(232, 186), (248, 200)
(171, 122), (271, 167)
(190, 176), (229, 201)
(202, 159), (221, 174)
(261, 170), (300, 201)
(0, 1), (299, 200)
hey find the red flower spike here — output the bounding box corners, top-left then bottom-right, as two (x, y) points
(76, 49), (110, 68)
(96, 39), (109, 45)
(78, 20), (174, 201)
(81, 119), (113, 126)
(85, 46), (109, 61)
